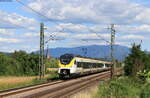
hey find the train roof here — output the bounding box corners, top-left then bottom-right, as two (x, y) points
(60, 53), (111, 62)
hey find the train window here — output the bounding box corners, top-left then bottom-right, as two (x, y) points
(92, 63), (94, 68)
(77, 62), (82, 67)
(96, 63), (99, 68)
(82, 62), (86, 68)
(87, 63), (99, 68)
(95, 63), (98, 68)
(83, 62), (88, 68)
(77, 62), (106, 69)
(74, 60), (77, 64)
(89, 63), (92, 68)
(105, 64), (111, 67)
(98, 63), (104, 67)
(60, 54), (74, 65)
(82, 62), (90, 68)
(93, 63), (96, 68)
(87, 63), (91, 68)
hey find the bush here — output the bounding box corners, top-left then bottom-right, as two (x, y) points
(140, 83), (150, 98)
(95, 77), (142, 98)
(137, 70), (150, 82)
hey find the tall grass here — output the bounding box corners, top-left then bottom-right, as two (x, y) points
(94, 77), (150, 98)
(0, 76), (36, 90)
(140, 83), (150, 98)
(0, 71), (58, 90)
(71, 85), (98, 98)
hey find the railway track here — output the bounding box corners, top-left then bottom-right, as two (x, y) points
(0, 68), (123, 98)
(0, 80), (64, 98)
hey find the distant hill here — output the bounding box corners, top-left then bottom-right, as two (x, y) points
(0, 52), (12, 56)
(42, 45), (130, 61)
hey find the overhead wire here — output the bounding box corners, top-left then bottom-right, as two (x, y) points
(0, 0), (136, 61)
(1, 18), (38, 32)
(16, 0), (62, 26)
(16, 0), (66, 44)
(87, 28), (110, 44)
(16, 0), (112, 44)
(16, 0), (132, 51)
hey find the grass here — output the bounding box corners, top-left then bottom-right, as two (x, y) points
(71, 85), (98, 98)
(0, 71), (58, 90)
(0, 76), (36, 90)
(94, 77), (150, 98)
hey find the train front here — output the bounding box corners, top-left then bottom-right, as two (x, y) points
(58, 54), (76, 79)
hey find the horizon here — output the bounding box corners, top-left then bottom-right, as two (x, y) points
(1, 44), (131, 54)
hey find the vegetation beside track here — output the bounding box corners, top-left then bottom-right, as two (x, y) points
(0, 50), (59, 90)
(95, 43), (150, 98)
(95, 77), (150, 98)
(0, 51), (58, 76)
(0, 71), (58, 90)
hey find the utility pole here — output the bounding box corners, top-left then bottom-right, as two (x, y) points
(46, 45), (49, 59)
(39, 23), (45, 79)
(46, 45), (51, 61)
(110, 24), (116, 78)
(82, 48), (87, 57)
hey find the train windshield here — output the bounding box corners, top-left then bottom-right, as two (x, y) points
(60, 54), (74, 65)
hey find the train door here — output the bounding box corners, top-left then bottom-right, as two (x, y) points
(103, 63), (106, 68)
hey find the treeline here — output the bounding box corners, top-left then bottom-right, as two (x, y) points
(0, 51), (58, 76)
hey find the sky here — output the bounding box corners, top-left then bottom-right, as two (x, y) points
(0, 0), (150, 53)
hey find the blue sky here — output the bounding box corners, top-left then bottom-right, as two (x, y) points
(0, 0), (150, 53)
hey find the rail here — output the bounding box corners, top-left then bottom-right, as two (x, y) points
(0, 68), (123, 98)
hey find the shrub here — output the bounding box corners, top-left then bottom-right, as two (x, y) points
(140, 83), (150, 98)
(95, 77), (142, 98)
(137, 70), (150, 82)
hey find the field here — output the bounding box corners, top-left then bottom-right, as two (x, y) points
(0, 76), (36, 90)
(0, 71), (58, 90)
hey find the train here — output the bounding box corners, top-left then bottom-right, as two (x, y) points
(58, 54), (112, 79)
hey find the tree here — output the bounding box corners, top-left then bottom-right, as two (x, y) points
(143, 54), (150, 70)
(0, 53), (21, 76)
(0, 50), (58, 76)
(45, 58), (58, 68)
(124, 44), (145, 77)
(11, 51), (39, 76)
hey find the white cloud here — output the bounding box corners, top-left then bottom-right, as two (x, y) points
(24, 32), (39, 37)
(72, 33), (110, 40)
(0, 37), (22, 43)
(47, 23), (89, 33)
(1, 0), (150, 52)
(0, 10), (38, 29)
(0, 29), (15, 36)
(20, 45), (39, 52)
(120, 34), (145, 40)
(116, 25), (150, 34)
(47, 23), (110, 35)
(23, 31), (69, 38)
(28, 0), (150, 24)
